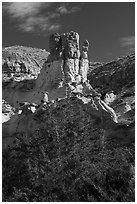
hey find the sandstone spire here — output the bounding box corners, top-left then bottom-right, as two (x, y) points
(79, 39), (90, 83)
(46, 31), (98, 96)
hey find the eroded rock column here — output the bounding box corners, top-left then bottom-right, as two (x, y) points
(80, 40), (89, 83)
(61, 31), (81, 94)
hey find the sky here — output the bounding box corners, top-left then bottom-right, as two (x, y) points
(2, 2), (135, 62)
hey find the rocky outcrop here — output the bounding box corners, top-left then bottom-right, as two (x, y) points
(3, 31), (121, 149)
(2, 99), (15, 123)
(2, 31), (135, 152)
(2, 31), (99, 108)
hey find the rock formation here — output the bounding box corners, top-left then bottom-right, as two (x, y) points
(3, 31), (134, 150)
(80, 40), (89, 82)
(2, 31), (99, 107)
(61, 31), (80, 94)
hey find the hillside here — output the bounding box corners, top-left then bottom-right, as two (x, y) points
(88, 54), (135, 95)
(2, 31), (135, 202)
(2, 46), (49, 77)
(3, 96), (134, 202)
(88, 54), (135, 125)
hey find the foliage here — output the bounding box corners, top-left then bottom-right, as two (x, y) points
(3, 118), (135, 201)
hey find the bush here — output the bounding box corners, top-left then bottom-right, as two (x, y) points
(3, 123), (135, 201)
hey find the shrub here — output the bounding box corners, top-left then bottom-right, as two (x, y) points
(3, 123), (135, 201)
